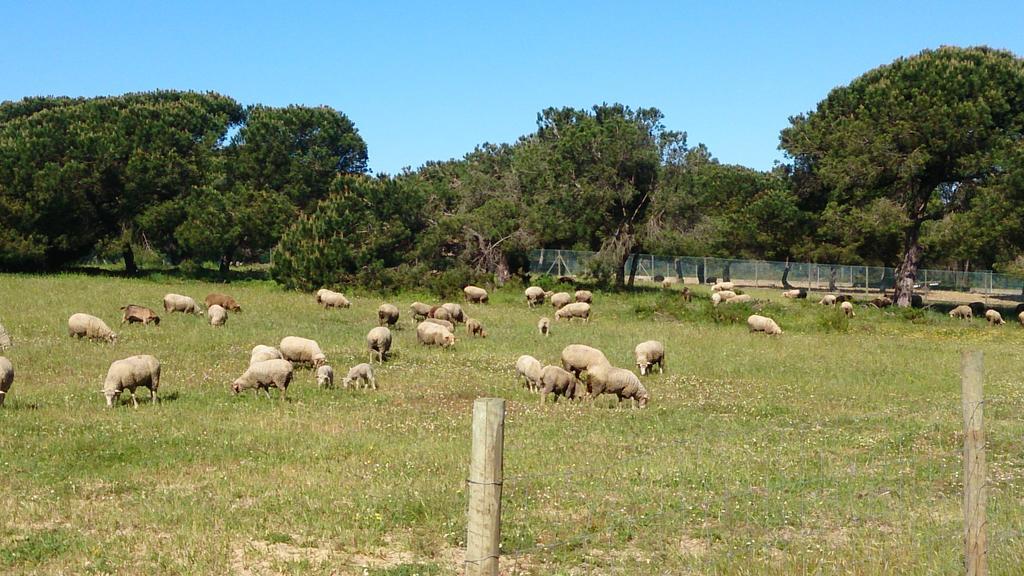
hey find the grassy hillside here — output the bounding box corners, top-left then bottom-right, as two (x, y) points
(1, 274), (1023, 575)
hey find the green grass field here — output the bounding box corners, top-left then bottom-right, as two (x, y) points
(2, 273), (1023, 575)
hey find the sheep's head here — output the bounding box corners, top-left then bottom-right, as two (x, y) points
(313, 353), (327, 367)
(636, 386), (650, 409)
(107, 333), (118, 344)
(341, 377), (353, 389)
(637, 359), (650, 376)
(442, 333), (456, 348)
(104, 389), (120, 407)
(231, 379), (244, 394)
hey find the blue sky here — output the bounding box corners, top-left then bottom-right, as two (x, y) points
(3, 1), (1023, 174)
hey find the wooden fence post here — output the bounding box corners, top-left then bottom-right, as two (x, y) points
(465, 398), (505, 576)
(961, 351), (987, 576)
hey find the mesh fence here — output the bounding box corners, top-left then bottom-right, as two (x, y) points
(529, 249), (1024, 296)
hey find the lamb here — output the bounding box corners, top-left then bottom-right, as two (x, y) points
(120, 304), (160, 325)
(279, 336), (327, 367)
(416, 321), (456, 348)
(722, 294), (753, 305)
(985, 309), (1005, 325)
(232, 359), (293, 399)
(539, 365), (577, 404)
(949, 305), (973, 320)
(574, 290), (593, 304)
(550, 292), (572, 310)
(317, 289), (351, 309)
(464, 285), (489, 304)
(819, 295), (837, 306)
(163, 293), (203, 315)
(250, 345), (283, 365)
(441, 303), (466, 324)
(378, 303), (400, 327)
(466, 318), (487, 338)
(0, 322), (12, 350)
(747, 314), (783, 335)
(423, 317), (455, 331)
(585, 363), (649, 408)
(316, 365), (335, 389)
(555, 302), (591, 322)
(366, 326), (392, 363)
(840, 301), (855, 317)
(342, 363), (377, 390)
(634, 340), (665, 375)
(538, 316), (550, 337)
(205, 293), (241, 313)
(712, 281), (735, 292)
(208, 304), (228, 327)
(0, 356), (13, 407)
(103, 354), (160, 407)
(680, 287), (692, 302)
(410, 301), (433, 322)
(782, 289), (806, 299)
(870, 295), (893, 308)
(525, 286), (546, 307)
(429, 306), (452, 322)
(515, 355), (544, 391)
(68, 313), (118, 343)
(560, 344), (611, 379)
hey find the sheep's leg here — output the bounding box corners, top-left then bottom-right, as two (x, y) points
(150, 387), (158, 404)
(130, 390), (139, 409)
(370, 375), (377, 390)
(263, 387), (273, 400)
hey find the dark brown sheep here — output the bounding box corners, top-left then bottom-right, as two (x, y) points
(120, 304), (160, 325)
(205, 293), (241, 313)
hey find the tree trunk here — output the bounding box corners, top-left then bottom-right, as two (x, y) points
(893, 223), (924, 307)
(122, 244), (138, 275)
(781, 261), (793, 289)
(627, 246), (642, 287)
(219, 253), (231, 277)
(828, 267), (837, 292)
(722, 262), (732, 282)
(495, 253), (510, 286)
(615, 250), (628, 288)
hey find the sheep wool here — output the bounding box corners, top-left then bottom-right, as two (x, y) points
(747, 314), (783, 335)
(0, 356), (13, 407)
(104, 355), (160, 408)
(634, 340), (666, 375)
(367, 327), (393, 363)
(280, 336), (327, 367)
(68, 313), (118, 343)
(342, 363), (377, 390)
(232, 359), (293, 399)
(515, 355), (543, 391)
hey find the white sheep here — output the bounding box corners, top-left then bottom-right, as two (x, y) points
(949, 305), (973, 320)
(782, 289), (803, 299)
(250, 345), (283, 365)
(423, 317), (455, 331)
(430, 306), (452, 322)
(441, 303), (466, 324)
(985, 309), (1005, 325)
(560, 344), (611, 379)
(550, 292), (572, 310)
(538, 316), (550, 337)
(840, 301), (855, 317)
(367, 326), (392, 363)
(416, 321), (456, 348)
(634, 340), (665, 375)
(0, 322), (11, 350)
(377, 303), (400, 327)
(0, 356), (13, 407)
(316, 289), (351, 309)
(279, 336), (326, 367)
(208, 304), (228, 327)
(410, 302), (433, 322)
(585, 363), (649, 408)
(574, 290), (593, 304)
(163, 293), (203, 315)
(342, 363), (377, 390)
(712, 281), (735, 292)
(555, 302), (591, 322)
(515, 355), (544, 391)
(103, 355), (160, 408)
(539, 365), (577, 404)
(1019, 310), (1024, 327)
(722, 294), (753, 305)
(747, 314), (783, 335)
(819, 294), (837, 306)
(68, 313), (117, 343)
(464, 285), (489, 304)
(316, 365), (335, 389)
(525, 286), (546, 308)
(711, 290), (738, 306)
(232, 359), (293, 399)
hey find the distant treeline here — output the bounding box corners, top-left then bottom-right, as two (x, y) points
(2, 46), (1024, 304)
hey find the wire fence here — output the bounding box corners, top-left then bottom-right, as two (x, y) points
(529, 249), (1024, 297)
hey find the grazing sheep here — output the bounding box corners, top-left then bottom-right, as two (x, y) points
(968, 301), (988, 317)
(429, 306), (452, 322)
(410, 301), (433, 322)
(163, 293), (203, 315)
(555, 302), (591, 322)
(441, 303), (466, 324)
(680, 287), (692, 302)
(985, 309), (1005, 325)
(208, 304), (228, 327)
(722, 294), (753, 305)
(317, 289), (351, 309)
(0, 356), (13, 407)
(585, 363), (649, 408)
(0, 322), (12, 350)
(366, 326), (393, 364)
(574, 290), (593, 304)
(949, 305), (973, 320)
(712, 282), (735, 292)
(835, 294), (854, 303)
(423, 317), (455, 331)
(634, 340), (665, 375)
(205, 293), (241, 313)
(819, 295), (837, 306)
(378, 303), (400, 327)
(538, 316), (550, 337)
(68, 313), (117, 343)
(103, 355), (160, 408)
(539, 365), (577, 404)
(782, 289), (806, 299)
(840, 301), (855, 317)
(279, 336), (327, 367)
(515, 355), (544, 391)
(870, 295), (893, 308)
(560, 344), (611, 379)
(464, 285), (489, 304)
(416, 321), (456, 348)
(1019, 310), (1024, 326)
(525, 286), (546, 307)
(711, 290), (737, 306)
(120, 304), (160, 325)
(316, 365), (335, 389)
(466, 318), (487, 338)
(662, 279), (673, 289)
(250, 345), (283, 365)
(747, 314), (783, 335)
(342, 363), (377, 390)
(550, 292), (572, 310)
(232, 359), (293, 399)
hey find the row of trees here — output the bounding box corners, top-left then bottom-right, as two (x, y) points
(2, 47), (1024, 305)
